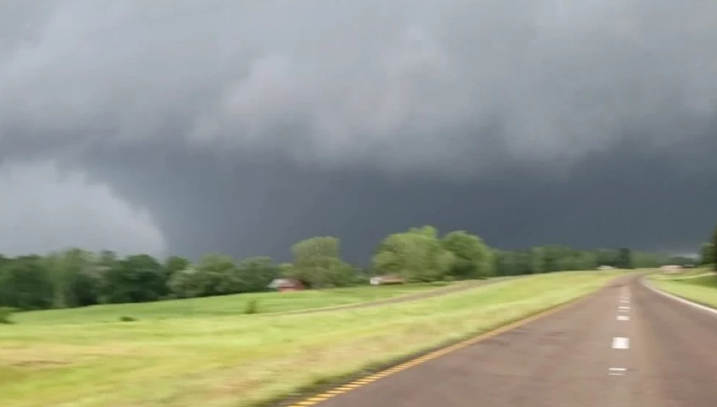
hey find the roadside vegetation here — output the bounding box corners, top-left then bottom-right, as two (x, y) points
(649, 272), (717, 306)
(0, 223), (673, 406)
(650, 267), (714, 281)
(0, 270), (621, 407)
(0, 225), (671, 315)
(699, 222), (716, 272)
(649, 222), (717, 306)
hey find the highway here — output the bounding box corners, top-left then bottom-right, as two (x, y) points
(288, 274), (717, 407)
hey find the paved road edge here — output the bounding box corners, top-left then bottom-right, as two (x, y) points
(640, 276), (717, 317)
(273, 278), (616, 407)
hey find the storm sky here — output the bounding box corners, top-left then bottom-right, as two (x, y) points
(1, 0), (716, 262)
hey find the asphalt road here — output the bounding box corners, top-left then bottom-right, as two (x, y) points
(293, 274), (717, 407)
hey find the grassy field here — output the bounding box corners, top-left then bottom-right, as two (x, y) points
(9, 282), (460, 325)
(0, 271), (620, 407)
(650, 267), (715, 280)
(649, 269), (717, 307)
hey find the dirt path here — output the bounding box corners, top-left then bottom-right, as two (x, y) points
(285, 275), (521, 315)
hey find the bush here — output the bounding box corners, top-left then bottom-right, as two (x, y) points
(119, 316), (137, 322)
(0, 307), (16, 324)
(244, 299), (260, 314)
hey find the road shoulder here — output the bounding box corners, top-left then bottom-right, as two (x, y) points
(640, 276), (717, 316)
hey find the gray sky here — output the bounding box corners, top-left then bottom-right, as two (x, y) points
(1, 0), (716, 261)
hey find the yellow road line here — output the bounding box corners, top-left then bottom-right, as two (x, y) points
(286, 283), (608, 407)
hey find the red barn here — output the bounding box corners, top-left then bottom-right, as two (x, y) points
(267, 278), (306, 292)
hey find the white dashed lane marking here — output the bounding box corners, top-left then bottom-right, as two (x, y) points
(612, 337), (630, 349)
(608, 367), (626, 376)
(610, 287), (631, 377)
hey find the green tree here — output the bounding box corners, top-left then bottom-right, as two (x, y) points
(701, 242), (715, 267)
(0, 255), (53, 310)
(277, 262), (294, 277)
(164, 256), (190, 277)
(616, 248), (633, 269)
(61, 248), (101, 308)
(541, 246), (565, 272)
(58, 248), (100, 308)
(441, 230), (493, 279)
(408, 225), (440, 238)
(576, 252), (598, 270)
(43, 251), (68, 308)
(101, 254), (166, 303)
(167, 267), (205, 298)
(290, 237), (353, 288)
(97, 250), (119, 269)
(193, 253), (243, 295)
(372, 226), (455, 282)
(529, 247), (546, 274)
(235, 257), (280, 292)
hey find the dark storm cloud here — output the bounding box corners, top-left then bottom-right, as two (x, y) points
(0, 0), (715, 259)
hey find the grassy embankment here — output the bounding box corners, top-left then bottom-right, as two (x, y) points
(0, 271), (621, 407)
(649, 267), (717, 307)
(10, 282), (463, 325)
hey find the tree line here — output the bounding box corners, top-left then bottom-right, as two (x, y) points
(0, 225), (677, 312)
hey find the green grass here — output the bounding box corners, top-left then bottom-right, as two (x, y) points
(649, 270), (717, 308)
(10, 283), (462, 325)
(650, 267), (714, 280)
(0, 271), (620, 407)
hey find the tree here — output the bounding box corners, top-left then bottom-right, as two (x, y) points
(97, 250), (119, 269)
(101, 254), (166, 303)
(0, 235), (680, 311)
(615, 248), (633, 269)
(701, 242), (715, 267)
(167, 268), (204, 299)
(290, 237), (354, 288)
(43, 251), (68, 308)
(441, 231), (493, 279)
(529, 247), (546, 274)
(193, 253), (242, 295)
(541, 246), (564, 272)
(0, 255), (53, 310)
(277, 262), (294, 277)
(43, 248), (100, 308)
(165, 256), (190, 278)
(235, 257), (280, 292)
(576, 252), (598, 270)
(372, 226), (455, 282)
